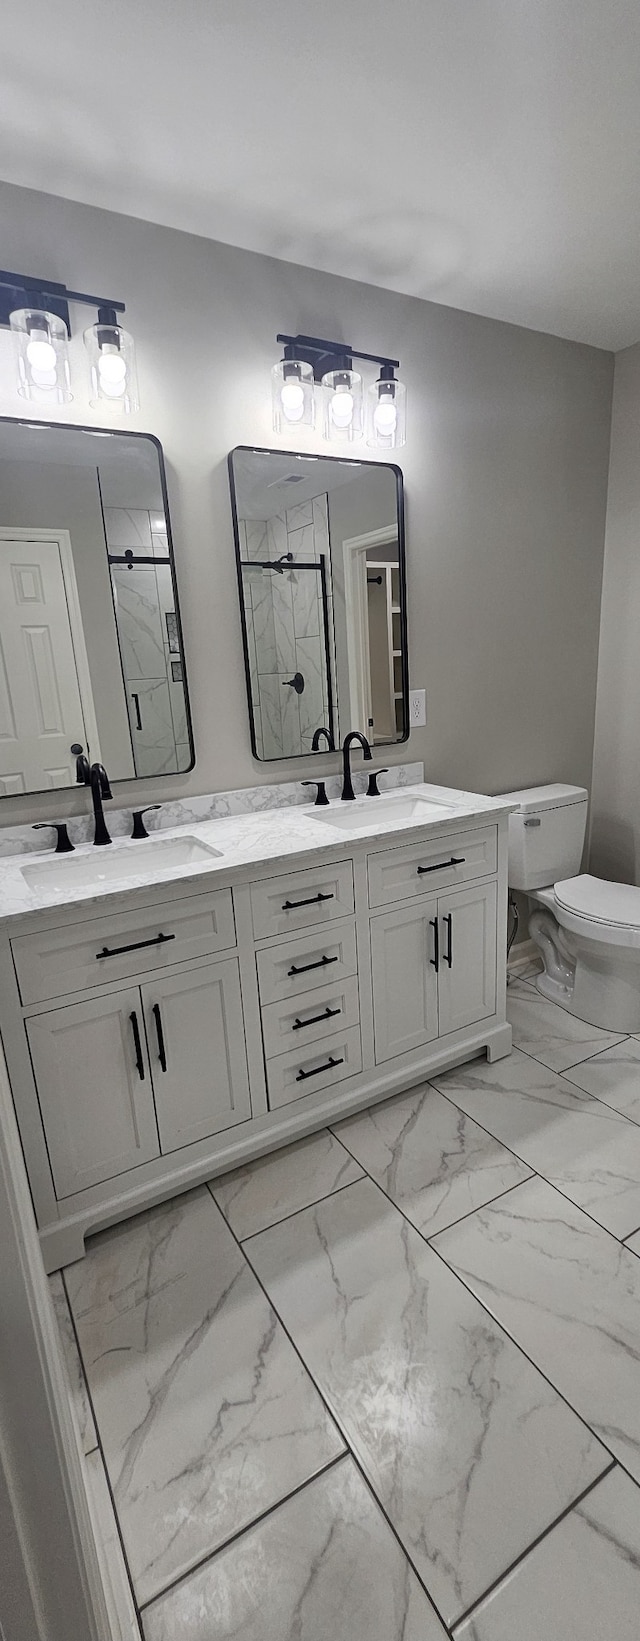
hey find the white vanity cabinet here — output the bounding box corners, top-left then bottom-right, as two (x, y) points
(0, 795), (513, 1269)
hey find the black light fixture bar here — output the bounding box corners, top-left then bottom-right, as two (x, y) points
(0, 269), (126, 333)
(277, 332), (399, 380)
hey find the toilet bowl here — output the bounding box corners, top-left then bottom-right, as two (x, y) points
(502, 784), (640, 1033)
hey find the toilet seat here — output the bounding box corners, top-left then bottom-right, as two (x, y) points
(552, 873), (640, 949)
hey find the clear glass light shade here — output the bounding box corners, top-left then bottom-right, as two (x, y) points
(367, 373), (407, 449)
(322, 367), (363, 440)
(84, 319), (139, 413)
(271, 357), (315, 433)
(10, 308), (73, 403)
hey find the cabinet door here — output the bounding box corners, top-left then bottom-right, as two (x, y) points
(142, 958), (251, 1154)
(26, 990), (159, 1198)
(437, 880), (497, 1037)
(370, 900), (439, 1063)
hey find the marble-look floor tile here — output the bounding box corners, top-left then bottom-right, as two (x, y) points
(65, 1187), (343, 1606)
(455, 1466), (639, 1640)
(333, 1084), (532, 1239)
(143, 1456), (448, 1641)
(49, 1270), (98, 1456)
(431, 1047), (640, 1238)
(85, 1448), (141, 1641)
(506, 977), (624, 1071)
(247, 1176), (608, 1627)
(209, 1130), (364, 1240)
(433, 1174), (640, 1483)
(564, 1038), (640, 1125)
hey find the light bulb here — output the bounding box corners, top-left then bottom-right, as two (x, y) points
(330, 389), (354, 429)
(280, 380), (305, 421)
(98, 350), (126, 384)
(26, 332), (56, 372)
(374, 396), (397, 436)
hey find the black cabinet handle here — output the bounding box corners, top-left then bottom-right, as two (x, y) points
(132, 692), (142, 731)
(152, 1002), (167, 1072)
(443, 912), (453, 968)
(292, 1005), (341, 1032)
(130, 1011), (145, 1080)
(429, 916), (439, 972)
(282, 891), (334, 910)
(417, 855), (465, 875)
(288, 953), (338, 977)
(296, 1054), (344, 1082)
(96, 931), (176, 961)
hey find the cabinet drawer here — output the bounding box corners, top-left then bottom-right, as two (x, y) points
(262, 974), (360, 1060)
(266, 1025), (362, 1110)
(256, 920), (358, 1006)
(12, 889), (236, 1005)
(368, 826), (497, 908)
(250, 861), (354, 940)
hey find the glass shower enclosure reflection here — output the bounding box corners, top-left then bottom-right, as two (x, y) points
(239, 535), (335, 759)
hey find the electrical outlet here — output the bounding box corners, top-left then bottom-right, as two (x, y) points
(409, 688), (426, 727)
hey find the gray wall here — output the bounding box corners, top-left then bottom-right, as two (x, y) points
(590, 342), (640, 880)
(0, 180), (614, 827)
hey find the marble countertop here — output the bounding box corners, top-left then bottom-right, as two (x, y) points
(0, 784), (516, 928)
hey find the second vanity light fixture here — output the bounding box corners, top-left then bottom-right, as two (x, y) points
(0, 270), (139, 411)
(272, 333), (406, 448)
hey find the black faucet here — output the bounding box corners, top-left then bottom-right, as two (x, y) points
(76, 755), (113, 846)
(341, 731), (372, 801)
(311, 725), (335, 752)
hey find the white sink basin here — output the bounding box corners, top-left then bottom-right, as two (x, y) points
(309, 795), (459, 829)
(22, 836), (222, 893)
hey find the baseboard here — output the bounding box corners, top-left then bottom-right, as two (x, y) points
(508, 937), (541, 976)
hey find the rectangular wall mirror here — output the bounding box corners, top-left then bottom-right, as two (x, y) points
(0, 418), (194, 797)
(229, 447), (408, 759)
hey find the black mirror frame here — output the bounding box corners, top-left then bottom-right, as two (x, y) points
(0, 414), (196, 794)
(228, 444), (409, 761)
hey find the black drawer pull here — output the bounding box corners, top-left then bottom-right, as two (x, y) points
(429, 916), (439, 972)
(417, 855), (465, 875)
(288, 953), (338, 977)
(129, 1010), (145, 1080)
(296, 1054), (344, 1082)
(443, 912), (453, 968)
(96, 932), (176, 961)
(282, 891), (334, 910)
(152, 1002), (167, 1072)
(292, 1005), (341, 1032)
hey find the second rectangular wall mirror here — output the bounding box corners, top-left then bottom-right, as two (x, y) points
(229, 447), (408, 759)
(0, 418), (194, 797)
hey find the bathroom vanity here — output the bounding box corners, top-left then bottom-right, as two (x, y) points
(0, 784), (513, 1270)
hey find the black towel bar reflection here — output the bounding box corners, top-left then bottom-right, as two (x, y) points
(296, 1054), (344, 1082)
(96, 932), (176, 960)
(282, 892), (334, 910)
(417, 856), (465, 875)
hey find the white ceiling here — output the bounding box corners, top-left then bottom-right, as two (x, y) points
(1, 0), (640, 350)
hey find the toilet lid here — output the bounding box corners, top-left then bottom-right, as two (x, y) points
(554, 873), (640, 928)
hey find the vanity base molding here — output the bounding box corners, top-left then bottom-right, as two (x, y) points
(0, 792), (513, 1273)
(38, 1017), (511, 1271)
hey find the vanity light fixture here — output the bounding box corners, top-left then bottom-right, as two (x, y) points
(274, 334), (405, 446)
(0, 270), (139, 411)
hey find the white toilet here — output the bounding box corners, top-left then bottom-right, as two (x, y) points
(502, 783), (640, 1033)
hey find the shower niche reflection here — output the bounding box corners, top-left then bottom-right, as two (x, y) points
(229, 447), (408, 760)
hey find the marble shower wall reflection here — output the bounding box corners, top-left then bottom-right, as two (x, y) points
(239, 495), (335, 759)
(106, 508), (191, 775)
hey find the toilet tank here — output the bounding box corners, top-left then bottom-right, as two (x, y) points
(500, 784), (588, 891)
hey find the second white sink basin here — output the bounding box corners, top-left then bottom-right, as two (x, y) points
(22, 835), (222, 893)
(309, 795), (459, 829)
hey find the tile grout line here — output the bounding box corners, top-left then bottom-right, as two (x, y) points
(60, 1267), (145, 1640)
(222, 1196), (456, 1638)
(509, 1033), (632, 1082)
(138, 1452), (350, 1615)
(206, 1163), (366, 1243)
(327, 1142), (628, 1486)
(450, 1459), (618, 1634)
(428, 1072), (640, 1249)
